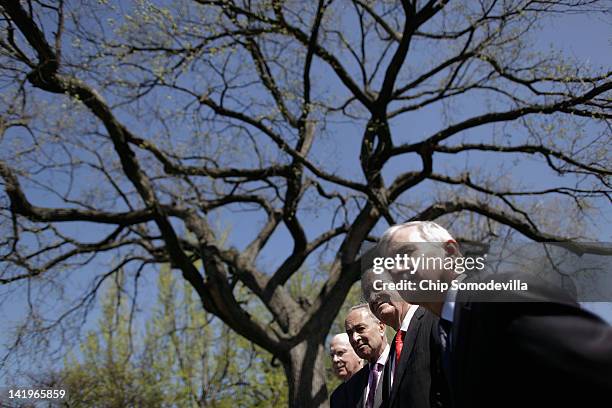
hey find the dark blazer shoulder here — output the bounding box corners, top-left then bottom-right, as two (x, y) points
(330, 381), (346, 407)
(385, 306), (448, 408)
(330, 380), (349, 408)
(331, 365), (370, 407)
(450, 271), (612, 408)
(346, 364), (370, 390)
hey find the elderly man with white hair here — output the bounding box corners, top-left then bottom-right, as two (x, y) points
(329, 333), (363, 382)
(366, 220), (612, 408)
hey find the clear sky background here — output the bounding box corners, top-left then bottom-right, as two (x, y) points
(1, 3), (611, 386)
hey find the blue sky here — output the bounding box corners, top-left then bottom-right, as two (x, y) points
(1, 2), (611, 386)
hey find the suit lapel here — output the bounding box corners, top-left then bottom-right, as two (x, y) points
(358, 386), (365, 408)
(344, 365), (370, 408)
(451, 291), (472, 405)
(382, 346), (397, 407)
(356, 363), (369, 408)
(387, 307), (425, 406)
(381, 347), (394, 407)
(374, 371), (384, 408)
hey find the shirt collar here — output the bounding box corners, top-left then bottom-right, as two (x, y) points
(441, 273), (467, 323)
(399, 304), (419, 331)
(373, 343), (390, 367)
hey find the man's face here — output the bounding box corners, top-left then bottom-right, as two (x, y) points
(377, 227), (452, 303)
(368, 297), (404, 329)
(344, 308), (386, 363)
(361, 268), (406, 329)
(329, 334), (362, 381)
(388, 228), (447, 280)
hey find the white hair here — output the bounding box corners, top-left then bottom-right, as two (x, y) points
(331, 333), (350, 344)
(381, 221), (455, 243)
(374, 221), (459, 263)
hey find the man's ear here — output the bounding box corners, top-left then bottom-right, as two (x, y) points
(379, 322), (386, 334)
(444, 240), (460, 256)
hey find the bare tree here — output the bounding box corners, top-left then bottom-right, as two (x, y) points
(0, 0), (610, 406)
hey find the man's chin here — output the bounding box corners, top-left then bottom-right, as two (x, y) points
(378, 308), (396, 324)
(356, 351), (370, 360)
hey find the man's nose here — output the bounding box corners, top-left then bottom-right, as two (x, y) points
(332, 354), (340, 362)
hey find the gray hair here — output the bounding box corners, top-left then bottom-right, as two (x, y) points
(348, 303), (381, 324)
(375, 221), (456, 258)
(381, 221), (455, 243)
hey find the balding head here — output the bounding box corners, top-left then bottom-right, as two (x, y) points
(378, 221), (457, 253)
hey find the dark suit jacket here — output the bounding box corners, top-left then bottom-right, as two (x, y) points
(448, 271), (612, 408)
(381, 307), (449, 408)
(330, 364), (369, 408)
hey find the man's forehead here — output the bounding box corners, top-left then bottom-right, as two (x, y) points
(330, 343), (349, 353)
(346, 308), (373, 326)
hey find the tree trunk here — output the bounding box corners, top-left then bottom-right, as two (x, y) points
(284, 336), (330, 408)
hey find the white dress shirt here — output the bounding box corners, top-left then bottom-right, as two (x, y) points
(391, 304), (419, 385)
(441, 273), (467, 324)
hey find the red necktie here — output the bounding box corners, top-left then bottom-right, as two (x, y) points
(395, 330), (406, 364)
